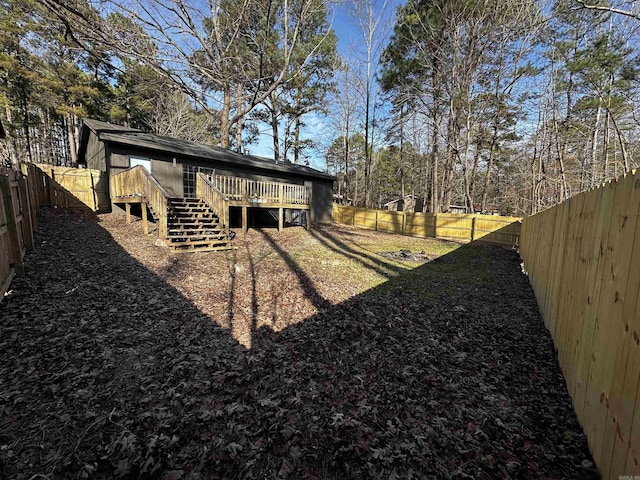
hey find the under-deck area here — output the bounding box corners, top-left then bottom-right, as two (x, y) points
(110, 166), (312, 251)
(206, 174), (312, 232)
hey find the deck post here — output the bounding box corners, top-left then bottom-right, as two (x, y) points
(125, 202), (131, 223)
(242, 206), (248, 234)
(141, 203), (149, 235)
(278, 208), (284, 231)
(306, 208), (311, 231)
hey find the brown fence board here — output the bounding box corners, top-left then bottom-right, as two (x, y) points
(377, 211), (404, 234)
(602, 175), (640, 478)
(520, 170), (640, 479)
(405, 213), (436, 238)
(332, 205), (521, 248)
(353, 208), (378, 230)
(34, 164), (108, 212)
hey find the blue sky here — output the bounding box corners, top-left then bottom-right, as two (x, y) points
(248, 0), (403, 170)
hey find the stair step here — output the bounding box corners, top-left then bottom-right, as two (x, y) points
(168, 218), (218, 224)
(168, 224), (221, 230)
(169, 211), (215, 217)
(168, 239), (235, 253)
(170, 197), (200, 202)
(168, 224), (220, 231)
(170, 207), (209, 213)
(166, 233), (228, 240)
(159, 197), (234, 252)
(167, 234), (225, 240)
(168, 228), (223, 234)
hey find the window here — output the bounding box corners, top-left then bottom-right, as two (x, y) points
(183, 165), (216, 197)
(129, 156), (151, 173)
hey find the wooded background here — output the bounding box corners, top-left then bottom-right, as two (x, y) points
(2, 0), (640, 217)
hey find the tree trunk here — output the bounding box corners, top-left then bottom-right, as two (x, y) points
(293, 114), (301, 164)
(219, 83), (232, 149)
(235, 83), (244, 152)
(343, 119), (350, 203)
(269, 93), (280, 162)
(480, 127), (498, 212)
(429, 63), (441, 213)
(67, 113), (78, 166)
(590, 103), (602, 187)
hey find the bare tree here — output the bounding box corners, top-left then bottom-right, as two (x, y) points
(574, 0), (640, 21)
(151, 91), (218, 143)
(40, 0), (334, 149)
(348, 0), (391, 207)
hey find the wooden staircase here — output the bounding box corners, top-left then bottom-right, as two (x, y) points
(163, 197), (234, 252)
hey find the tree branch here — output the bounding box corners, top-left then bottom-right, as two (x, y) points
(574, 0), (640, 21)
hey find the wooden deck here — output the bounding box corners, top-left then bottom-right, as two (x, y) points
(204, 174), (311, 233)
(206, 174), (311, 209)
(111, 168), (311, 242)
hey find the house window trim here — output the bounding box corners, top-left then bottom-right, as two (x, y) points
(129, 156), (152, 173)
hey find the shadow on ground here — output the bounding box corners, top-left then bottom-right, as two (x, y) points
(0, 210), (597, 479)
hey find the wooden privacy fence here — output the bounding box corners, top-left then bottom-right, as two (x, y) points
(1, 164), (107, 301)
(1, 166), (37, 298)
(333, 204), (521, 247)
(520, 170), (640, 479)
(34, 164), (109, 212)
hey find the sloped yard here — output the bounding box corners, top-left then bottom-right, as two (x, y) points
(0, 210), (598, 479)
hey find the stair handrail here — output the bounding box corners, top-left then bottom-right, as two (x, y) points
(111, 166), (169, 239)
(196, 172), (230, 235)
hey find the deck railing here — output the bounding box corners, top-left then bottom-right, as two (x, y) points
(196, 173), (229, 234)
(111, 166), (169, 238)
(207, 174), (311, 206)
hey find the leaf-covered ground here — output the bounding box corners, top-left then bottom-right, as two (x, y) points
(0, 210), (598, 479)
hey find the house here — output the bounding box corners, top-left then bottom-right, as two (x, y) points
(448, 204), (468, 214)
(383, 195), (424, 213)
(447, 203), (501, 215)
(77, 119), (336, 252)
(332, 193), (352, 205)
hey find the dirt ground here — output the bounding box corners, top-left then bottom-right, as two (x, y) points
(0, 209), (598, 479)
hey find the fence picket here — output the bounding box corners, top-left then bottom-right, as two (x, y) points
(520, 170), (640, 479)
(332, 205), (521, 247)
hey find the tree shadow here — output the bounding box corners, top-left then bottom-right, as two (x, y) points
(310, 224), (407, 277)
(256, 228), (332, 312)
(0, 211), (596, 480)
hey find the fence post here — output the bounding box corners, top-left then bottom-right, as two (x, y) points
(17, 174), (34, 250)
(402, 212), (406, 235)
(47, 169), (54, 206)
(90, 171), (97, 211)
(0, 172), (23, 275)
(375, 209), (379, 232)
(434, 214), (439, 239)
(471, 216), (477, 242)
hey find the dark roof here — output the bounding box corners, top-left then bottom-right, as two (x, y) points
(79, 118), (335, 181)
(384, 194), (423, 205)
